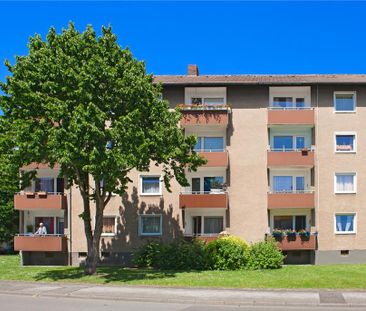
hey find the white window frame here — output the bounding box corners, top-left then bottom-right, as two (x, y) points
(333, 91), (357, 113)
(138, 214), (162, 236)
(334, 213), (357, 235)
(139, 175), (162, 196)
(334, 132), (357, 153)
(101, 216), (117, 237)
(334, 173), (357, 194)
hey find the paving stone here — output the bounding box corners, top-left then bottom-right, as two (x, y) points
(319, 291), (346, 304)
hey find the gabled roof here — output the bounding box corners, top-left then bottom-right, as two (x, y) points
(154, 74), (366, 85)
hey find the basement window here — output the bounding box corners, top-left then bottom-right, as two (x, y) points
(340, 250), (349, 256)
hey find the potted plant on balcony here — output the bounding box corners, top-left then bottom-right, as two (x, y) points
(298, 229), (311, 241)
(301, 147), (309, 156)
(210, 181), (223, 193)
(26, 225), (34, 235)
(285, 229), (297, 241)
(272, 229), (284, 241)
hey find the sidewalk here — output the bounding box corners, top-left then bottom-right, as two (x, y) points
(1, 280), (366, 307)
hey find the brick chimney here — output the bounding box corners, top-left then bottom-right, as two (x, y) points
(188, 64), (199, 76)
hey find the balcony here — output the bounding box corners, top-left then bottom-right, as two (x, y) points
(14, 235), (67, 252)
(179, 191), (228, 209)
(268, 108), (315, 125)
(273, 234), (317, 251)
(267, 149), (314, 167)
(268, 191), (315, 209)
(178, 105), (230, 127)
(14, 192), (67, 210)
(198, 151), (229, 167)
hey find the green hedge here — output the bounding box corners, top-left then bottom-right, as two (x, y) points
(133, 240), (205, 270)
(133, 236), (284, 271)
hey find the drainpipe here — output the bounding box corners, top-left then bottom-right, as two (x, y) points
(68, 187), (72, 266)
(316, 84), (320, 262)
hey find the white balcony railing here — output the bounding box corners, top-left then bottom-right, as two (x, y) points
(268, 105), (314, 110)
(268, 189), (314, 194)
(193, 148), (226, 152)
(180, 190), (226, 195)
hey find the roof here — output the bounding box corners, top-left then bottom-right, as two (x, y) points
(154, 74), (366, 85)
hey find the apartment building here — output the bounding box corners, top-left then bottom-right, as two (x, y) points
(13, 65), (366, 265)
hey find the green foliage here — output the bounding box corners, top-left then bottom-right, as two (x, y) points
(0, 23), (205, 271)
(205, 236), (250, 270)
(0, 119), (20, 244)
(133, 240), (206, 270)
(247, 238), (285, 270)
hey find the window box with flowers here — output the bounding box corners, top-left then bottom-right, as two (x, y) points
(298, 230), (311, 241)
(285, 230), (297, 241)
(272, 229), (284, 241)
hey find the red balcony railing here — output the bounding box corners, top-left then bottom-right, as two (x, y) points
(14, 192), (67, 210)
(14, 234), (67, 252)
(179, 191), (228, 208)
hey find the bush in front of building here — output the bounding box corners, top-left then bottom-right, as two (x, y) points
(133, 241), (162, 268)
(247, 238), (285, 270)
(133, 240), (206, 270)
(204, 236), (250, 270)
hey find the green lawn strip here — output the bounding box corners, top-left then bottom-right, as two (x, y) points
(1, 255), (366, 289)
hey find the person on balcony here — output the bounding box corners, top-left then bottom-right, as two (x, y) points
(34, 223), (47, 235)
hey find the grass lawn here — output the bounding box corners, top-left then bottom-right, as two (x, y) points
(1, 255), (366, 289)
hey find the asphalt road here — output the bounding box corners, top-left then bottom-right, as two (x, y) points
(1, 293), (365, 311)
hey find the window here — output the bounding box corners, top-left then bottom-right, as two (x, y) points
(273, 97), (293, 109)
(35, 177), (54, 193)
(139, 215), (162, 236)
(194, 137), (224, 152)
(191, 178), (201, 193)
(34, 217), (54, 234)
(274, 216), (293, 230)
(203, 97), (224, 106)
(335, 134), (356, 153)
(203, 137), (224, 152)
(194, 137), (202, 151)
(335, 214), (356, 234)
(295, 177), (305, 192)
(57, 217), (64, 235)
(273, 215), (307, 231)
(102, 217), (116, 236)
(334, 92), (356, 112)
(204, 176), (224, 192)
(273, 176), (293, 192)
(272, 97), (307, 109)
(273, 136), (293, 151)
(273, 136), (306, 151)
(191, 97), (225, 107)
(295, 215), (306, 231)
(296, 137), (305, 149)
(335, 173), (356, 194)
(191, 97), (202, 105)
(204, 216), (223, 234)
(140, 176), (161, 195)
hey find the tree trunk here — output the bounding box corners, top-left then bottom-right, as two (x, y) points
(83, 181), (105, 275)
(85, 238), (100, 275)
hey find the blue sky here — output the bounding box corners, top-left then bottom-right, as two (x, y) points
(1, 1), (366, 82)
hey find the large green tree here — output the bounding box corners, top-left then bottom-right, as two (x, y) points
(0, 124), (19, 245)
(0, 23), (204, 274)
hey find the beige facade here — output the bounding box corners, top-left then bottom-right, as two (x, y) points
(14, 66), (366, 265)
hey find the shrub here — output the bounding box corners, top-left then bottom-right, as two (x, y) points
(204, 236), (249, 270)
(133, 240), (205, 270)
(247, 238), (284, 270)
(133, 241), (161, 268)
